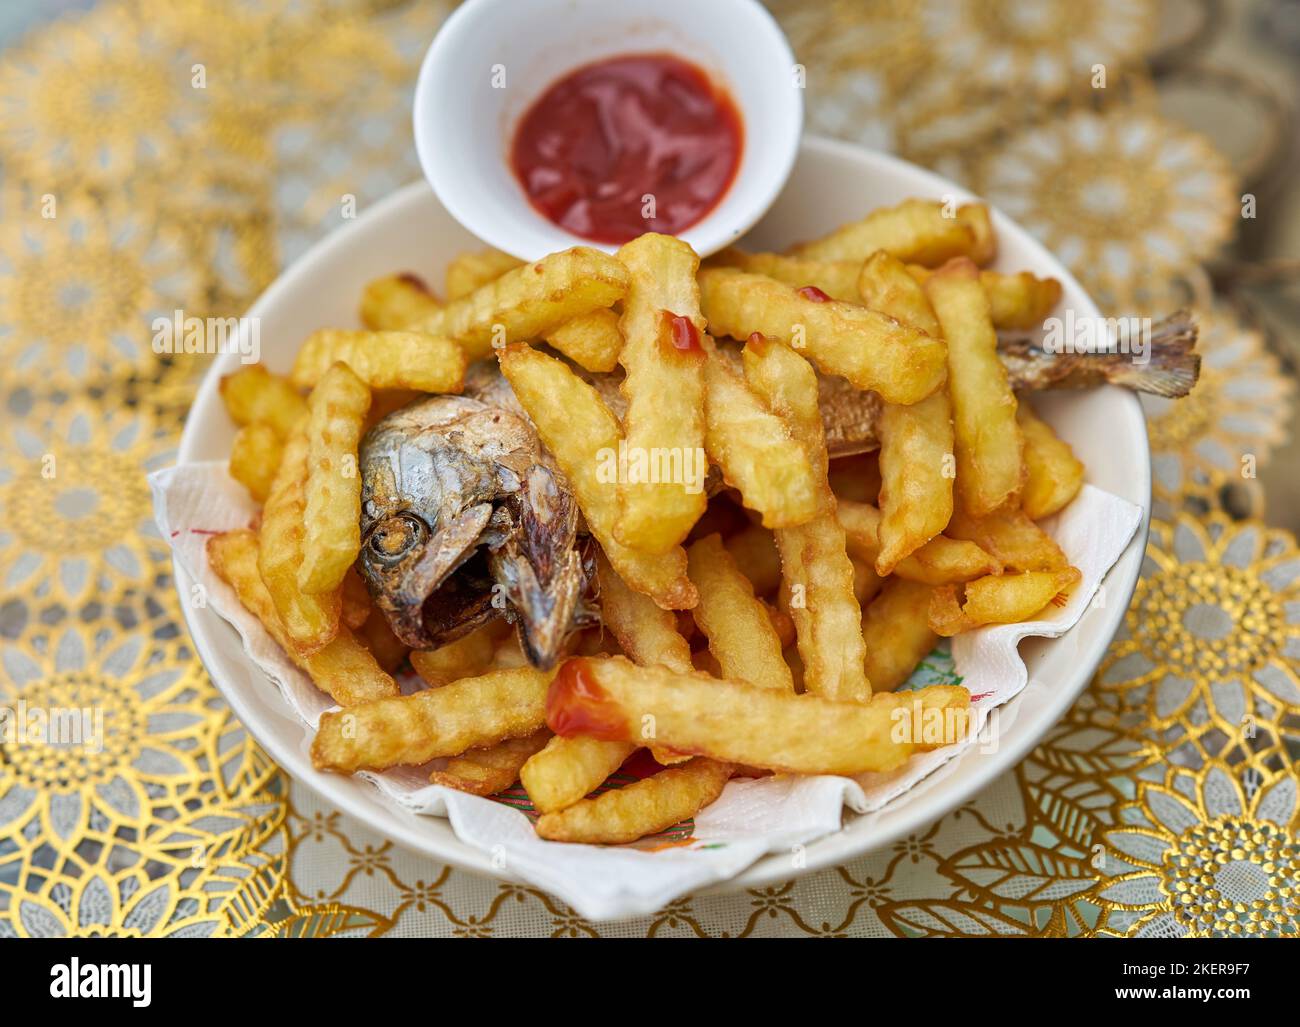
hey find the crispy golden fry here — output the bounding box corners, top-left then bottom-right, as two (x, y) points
(312, 666), (555, 772)
(357, 607), (409, 673)
(520, 735), (637, 814)
(258, 424), (340, 653)
(360, 273), (441, 330)
(219, 365), (307, 440)
(698, 268), (946, 404)
(851, 555), (885, 607)
(946, 506), (1068, 572)
(925, 259), (1024, 516)
(535, 757), (732, 844)
(595, 550), (693, 673)
(724, 522), (782, 595)
(228, 422), (283, 502)
(858, 251), (954, 574)
(862, 579), (939, 691)
(444, 248), (523, 300)
(413, 247), (628, 361)
(837, 500), (1002, 584)
(930, 567), (1081, 636)
(793, 199), (987, 266)
(291, 330), (466, 393)
(1018, 403), (1085, 519)
(499, 344), (695, 609)
(688, 533), (793, 692)
(300, 363), (370, 594)
(409, 622), (504, 687)
(743, 336), (870, 703)
(547, 657), (970, 774)
(905, 265), (1061, 330)
(208, 530), (395, 705)
(702, 353), (820, 528)
(614, 234), (708, 552)
(542, 308), (623, 373)
(707, 248), (861, 302)
(763, 599), (797, 648)
(857, 250), (942, 336)
(428, 730), (551, 796)
(340, 567), (370, 630)
(957, 204), (997, 266)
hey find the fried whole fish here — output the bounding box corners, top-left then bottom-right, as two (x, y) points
(362, 310), (1198, 664)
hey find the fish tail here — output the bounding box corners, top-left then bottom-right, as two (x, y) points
(1104, 310), (1200, 398)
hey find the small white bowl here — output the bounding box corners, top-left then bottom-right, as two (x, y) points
(413, 0), (802, 260)
(175, 137), (1150, 902)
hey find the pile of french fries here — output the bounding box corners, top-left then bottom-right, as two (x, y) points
(211, 197), (1085, 846)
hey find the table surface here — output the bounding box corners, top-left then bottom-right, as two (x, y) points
(0, 0), (1297, 937)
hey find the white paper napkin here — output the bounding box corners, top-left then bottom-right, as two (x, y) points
(151, 464), (1140, 920)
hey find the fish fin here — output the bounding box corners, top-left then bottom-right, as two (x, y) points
(1107, 310), (1200, 398)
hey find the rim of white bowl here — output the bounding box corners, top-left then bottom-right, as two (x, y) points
(411, 0), (803, 260)
(175, 134), (1151, 899)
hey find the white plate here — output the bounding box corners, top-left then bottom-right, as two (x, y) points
(175, 135), (1150, 895)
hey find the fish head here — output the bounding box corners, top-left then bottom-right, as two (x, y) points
(358, 394), (592, 664)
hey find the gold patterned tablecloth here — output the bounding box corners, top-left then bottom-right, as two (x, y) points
(1, 0), (1297, 937)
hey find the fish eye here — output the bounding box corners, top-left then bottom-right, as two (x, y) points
(368, 513), (426, 561)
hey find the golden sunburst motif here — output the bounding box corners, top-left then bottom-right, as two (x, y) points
(1143, 307), (1294, 518)
(976, 107), (1238, 295)
(1096, 762), (1299, 937)
(0, 191), (197, 390)
(918, 0), (1159, 103)
(0, 400), (174, 600)
(1095, 514), (1300, 773)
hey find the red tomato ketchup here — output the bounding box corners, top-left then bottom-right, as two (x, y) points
(511, 53), (743, 244)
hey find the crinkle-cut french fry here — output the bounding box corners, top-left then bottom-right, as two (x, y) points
(357, 607), (409, 674)
(862, 578), (939, 692)
(311, 666), (555, 772)
(837, 500), (1002, 585)
(535, 757), (733, 844)
(929, 567), (1081, 636)
(290, 330), (466, 393)
(614, 233), (709, 553)
(413, 247), (628, 361)
(257, 423), (340, 653)
(698, 268), (946, 405)
(542, 308), (623, 373)
(707, 248), (861, 302)
(857, 250), (942, 336)
(858, 251), (954, 575)
(340, 566), (371, 630)
(688, 533), (793, 692)
(409, 621), (506, 687)
(925, 258), (1024, 517)
(300, 363), (370, 594)
(851, 555), (885, 607)
(724, 522), (782, 596)
(498, 344), (695, 610)
(905, 265), (1062, 330)
(702, 353), (820, 529)
(444, 248), (524, 300)
(207, 530), (395, 706)
(946, 506), (1068, 572)
(595, 550), (693, 673)
(428, 729), (551, 796)
(546, 657), (970, 774)
(360, 273), (441, 330)
(957, 204), (997, 266)
(1017, 403), (1085, 519)
(219, 365), (307, 440)
(520, 735), (637, 814)
(594, 549), (693, 765)
(792, 198), (986, 267)
(229, 422), (283, 502)
(742, 335), (870, 703)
